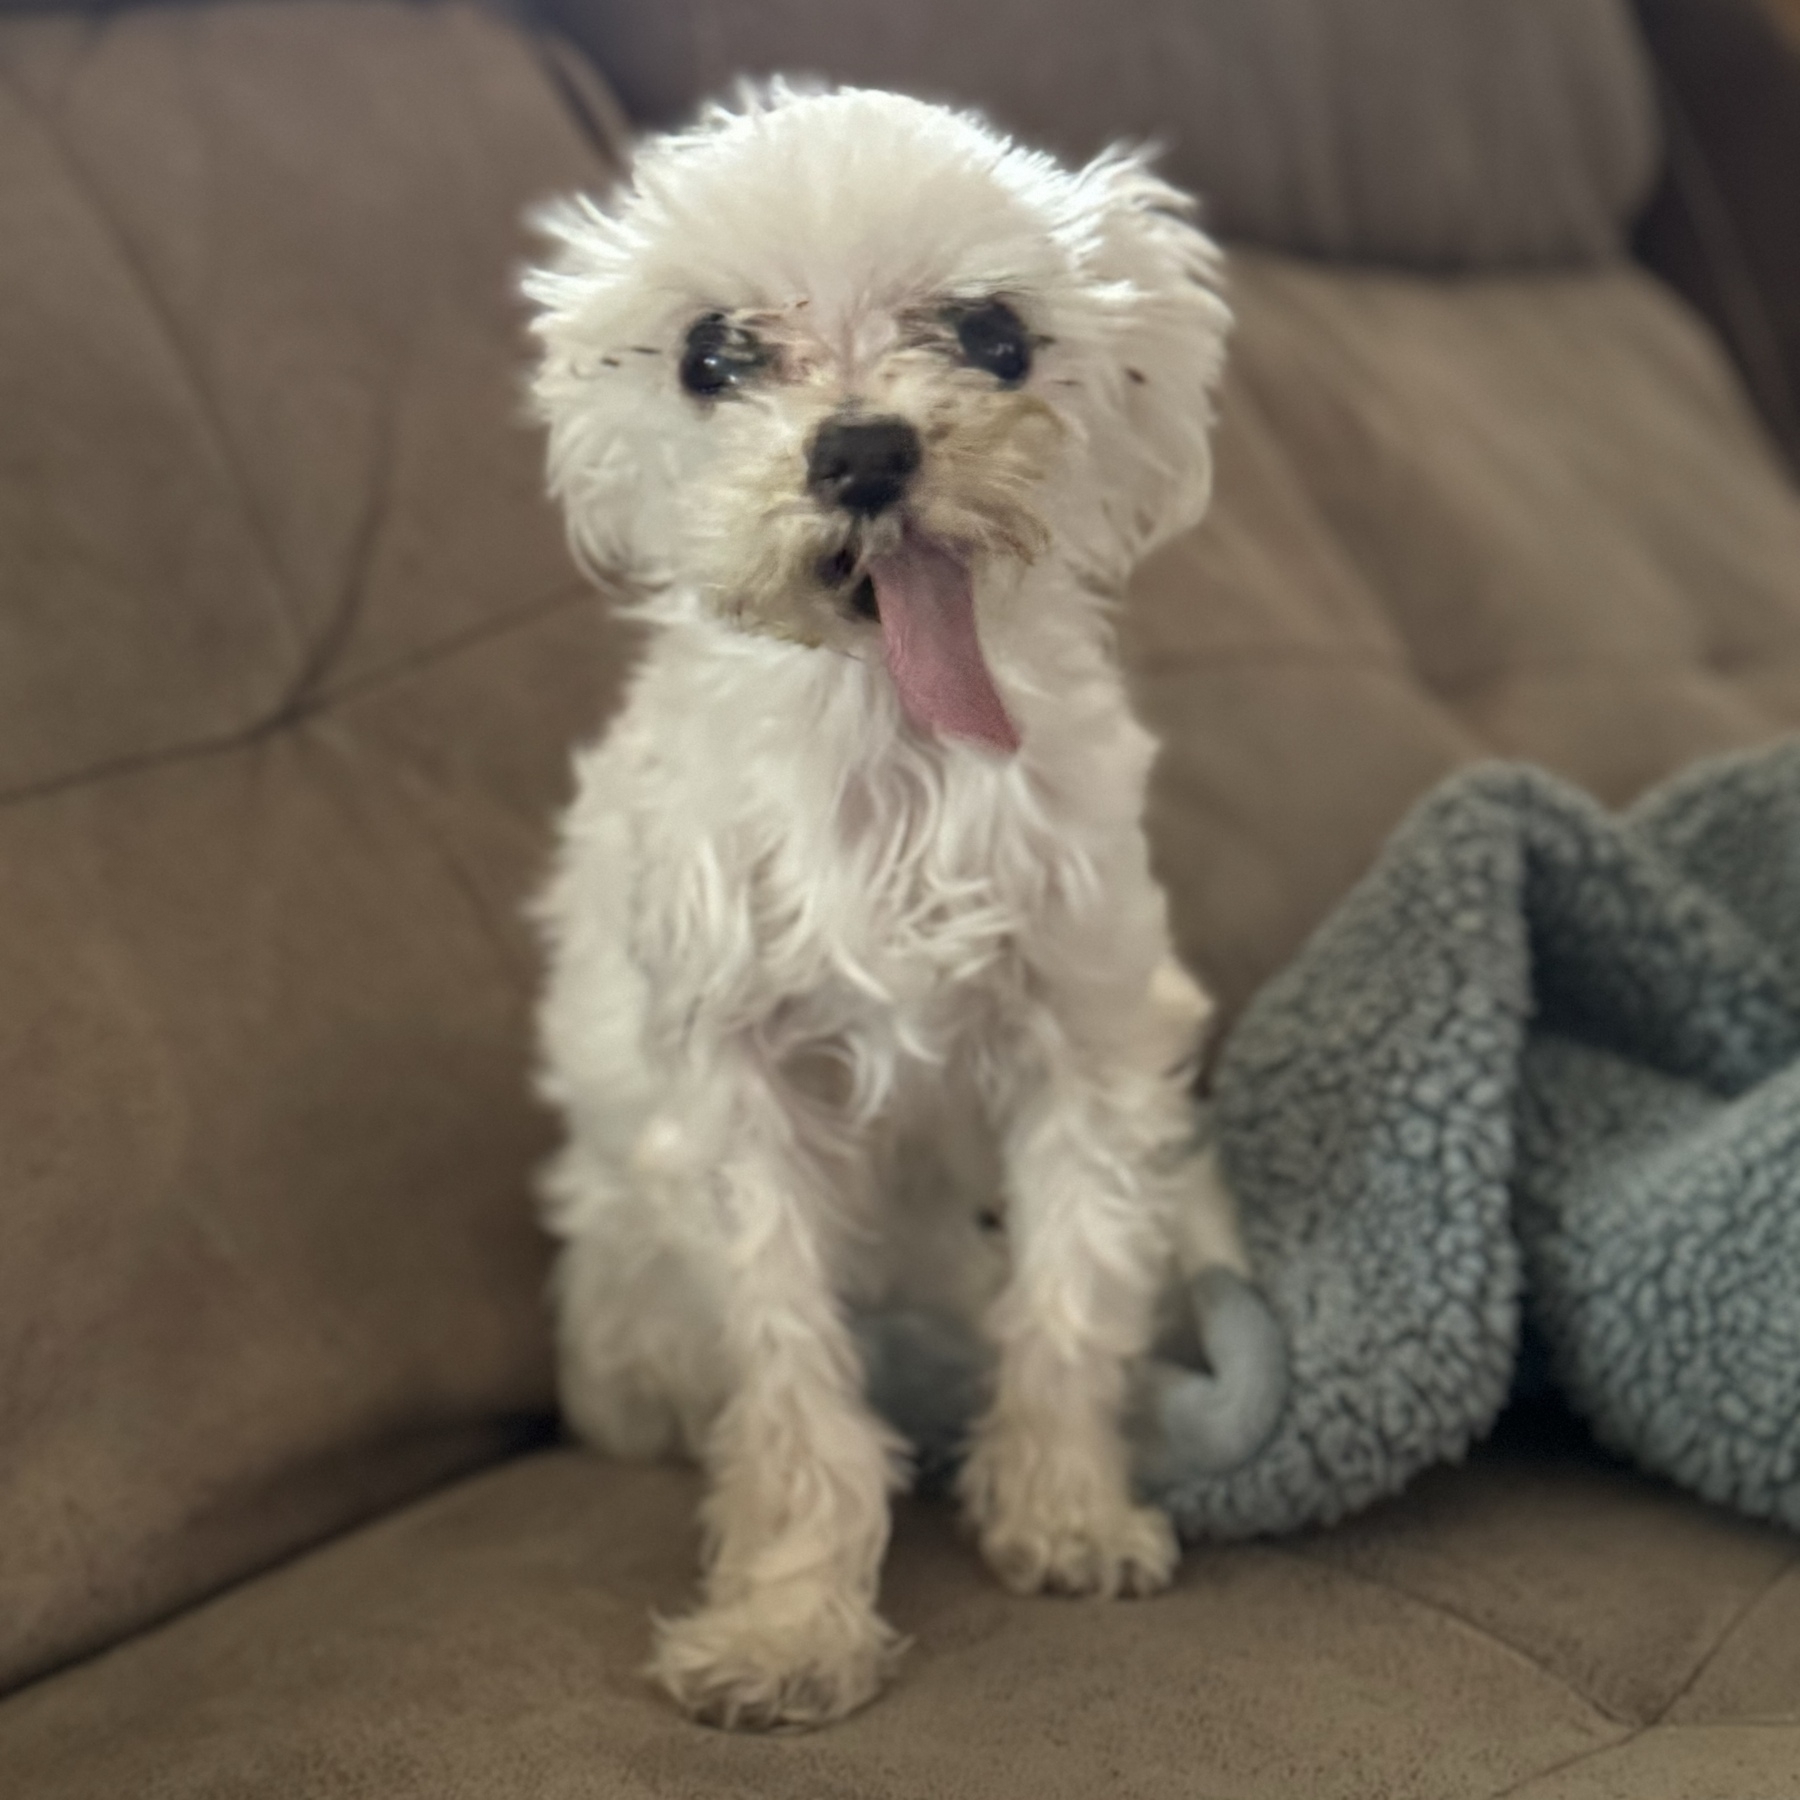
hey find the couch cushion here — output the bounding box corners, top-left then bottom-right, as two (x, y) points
(1130, 249), (1800, 1017)
(0, 0), (628, 1691)
(541, 0), (1660, 270)
(1, 1426), (1795, 1800)
(0, 0), (622, 797)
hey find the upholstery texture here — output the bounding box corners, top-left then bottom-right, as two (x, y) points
(0, 1432), (1796, 1799)
(538, 0), (1661, 270)
(0, 0), (627, 1690)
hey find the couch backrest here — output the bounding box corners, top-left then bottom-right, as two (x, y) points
(539, 0), (1661, 270)
(0, 0), (625, 1689)
(1128, 248), (1800, 1015)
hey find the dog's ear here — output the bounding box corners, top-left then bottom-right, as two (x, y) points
(1067, 149), (1232, 568)
(522, 195), (670, 589)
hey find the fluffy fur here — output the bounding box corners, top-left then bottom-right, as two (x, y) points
(525, 84), (1246, 1731)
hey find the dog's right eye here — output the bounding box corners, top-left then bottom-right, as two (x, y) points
(679, 313), (764, 398)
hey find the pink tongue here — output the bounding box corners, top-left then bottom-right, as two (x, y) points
(867, 537), (1020, 754)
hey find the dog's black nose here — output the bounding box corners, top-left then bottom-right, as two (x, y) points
(806, 415), (922, 516)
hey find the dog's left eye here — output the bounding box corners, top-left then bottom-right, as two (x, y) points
(679, 313), (765, 398)
(949, 298), (1032, 386)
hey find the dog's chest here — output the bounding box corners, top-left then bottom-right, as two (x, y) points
(764, 753), (1064, 1022)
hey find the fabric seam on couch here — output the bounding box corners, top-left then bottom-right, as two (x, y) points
(0, 581), (601, 810)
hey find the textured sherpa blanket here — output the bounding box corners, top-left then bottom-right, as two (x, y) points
(863, 742), (1800, 1539)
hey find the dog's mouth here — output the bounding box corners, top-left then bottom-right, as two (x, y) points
(816, 546), (878, 621)
(816, 531), (1019, 755)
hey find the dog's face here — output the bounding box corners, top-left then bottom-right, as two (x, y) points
(527, 87), (1228, 748)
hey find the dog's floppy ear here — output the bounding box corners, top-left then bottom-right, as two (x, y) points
(522, 195), (672, 589)
(1067, 149), (1232, 568)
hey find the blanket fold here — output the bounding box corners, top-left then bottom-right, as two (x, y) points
(1170, 741), (1800, 1539)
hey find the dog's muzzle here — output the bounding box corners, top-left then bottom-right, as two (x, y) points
(806, 415), (921, 517)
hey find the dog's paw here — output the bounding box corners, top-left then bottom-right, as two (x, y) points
(960, 1439), (1178, 1598)
(649, 1586), (905, 1731)
(977, 1496), (1178, 1598)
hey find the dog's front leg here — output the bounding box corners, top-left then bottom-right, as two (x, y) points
(960, 1023), (1186, 1598)
(648, 1046), (907, 1730)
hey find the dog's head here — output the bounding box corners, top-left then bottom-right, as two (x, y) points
(526, 85), (1228, 750)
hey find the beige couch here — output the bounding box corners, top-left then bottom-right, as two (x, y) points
(2, 2), (1797, 1793)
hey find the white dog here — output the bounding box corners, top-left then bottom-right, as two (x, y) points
(524, 84), (1251, 1730)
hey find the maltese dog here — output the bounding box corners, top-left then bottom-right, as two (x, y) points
(524, 83), (1251, 1730)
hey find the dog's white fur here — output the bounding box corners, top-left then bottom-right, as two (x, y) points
(525, 85), (1246, 1730)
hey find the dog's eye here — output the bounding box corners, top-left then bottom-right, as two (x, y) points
(679, 313), (765, 398)
(949, 298), (1032, 386)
